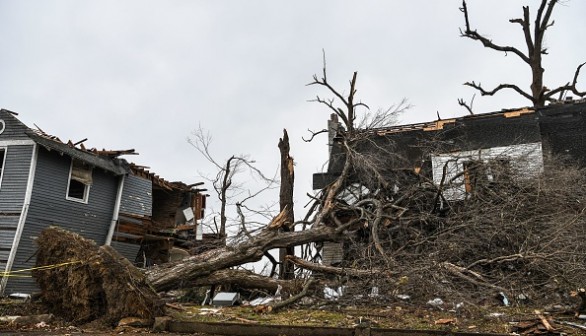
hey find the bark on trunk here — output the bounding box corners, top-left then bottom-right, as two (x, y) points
(145, 220), (345, 292)
(190, 268), (300, 293)
(278, 129), (295, 279)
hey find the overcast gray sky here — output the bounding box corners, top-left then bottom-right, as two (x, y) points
(1, 1), (585, 228)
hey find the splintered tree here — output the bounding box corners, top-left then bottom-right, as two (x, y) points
(460, 0), (585, 108)
(278, 129), (295, 279)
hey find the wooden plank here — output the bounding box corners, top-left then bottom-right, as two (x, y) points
(167, 321), (509, 336)
(168, 321), (354, 336)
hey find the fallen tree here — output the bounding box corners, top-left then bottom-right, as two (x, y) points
(145, 210), (360, 292)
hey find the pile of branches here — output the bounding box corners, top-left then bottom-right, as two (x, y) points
(316, 139), (586, 307)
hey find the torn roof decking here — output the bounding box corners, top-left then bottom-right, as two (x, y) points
(360, 106), (535, 136)
(129, 164), (199, 192)
(26, 130), (129, 175)
(315, 106), (542, 189)
(24, 124), (201, 192)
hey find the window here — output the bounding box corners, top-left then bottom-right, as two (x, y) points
(0, 148), (6, 188)
(66, 159), (92, 203)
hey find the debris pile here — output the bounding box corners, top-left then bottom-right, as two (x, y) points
(32, 227), (163, 323)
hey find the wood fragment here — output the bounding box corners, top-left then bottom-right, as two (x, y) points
(434, 318), (457, 325)
(534, 310), (554, 331)
(557, 320), (586, 331)
(234, 316), (259, 324)
(165, 302), (185, 311)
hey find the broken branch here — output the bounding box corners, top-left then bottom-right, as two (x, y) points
(286, 255), (393, 278)
(464, 81), (534, 102)
(271, 279), (314, 312)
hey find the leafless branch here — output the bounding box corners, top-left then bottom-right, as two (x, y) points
(459, 0), (571, 107)
(464, 81), (534, 102)
(460, 0), (529, 63)
(457, 94), (476, 115)
(307, 51), (367, 134)
(545, 62), (586, 100)
(302, 128), (327, 142)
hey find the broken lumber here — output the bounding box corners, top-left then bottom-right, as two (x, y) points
(534, 310), (554, 332)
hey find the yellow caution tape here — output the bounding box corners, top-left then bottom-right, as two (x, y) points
(0, 261), (82, 277)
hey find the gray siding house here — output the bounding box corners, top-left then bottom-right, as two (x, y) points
(0, 109), (207, 295)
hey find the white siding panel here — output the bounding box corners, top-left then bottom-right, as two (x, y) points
(431, 142), (543, 201)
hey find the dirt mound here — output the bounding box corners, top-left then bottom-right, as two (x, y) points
(33, 227), (164, 324)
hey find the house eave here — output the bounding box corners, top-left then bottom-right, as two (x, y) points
(26, 131), (129, 175)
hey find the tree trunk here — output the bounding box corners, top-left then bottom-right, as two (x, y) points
(190, 268), (300, 293)
(278, 129), (295, 279)
(145, 220), (345, 292)
(219, 156), (235, 237)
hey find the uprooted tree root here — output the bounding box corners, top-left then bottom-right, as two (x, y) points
(33, 227), (163, 324)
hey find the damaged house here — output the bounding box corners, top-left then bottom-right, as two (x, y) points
(0, 109), (212, 295)
(313, 100), (586, 265)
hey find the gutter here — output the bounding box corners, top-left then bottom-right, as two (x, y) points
(1, 144), (38, 295)
(105, 174), (125, 246)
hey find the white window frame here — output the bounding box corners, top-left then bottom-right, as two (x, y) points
(65, 159), (92, 204)
(0, 147), (7, 190)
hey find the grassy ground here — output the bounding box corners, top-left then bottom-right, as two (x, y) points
(166, 303), (575, 334)
(2, 298), (586, 334)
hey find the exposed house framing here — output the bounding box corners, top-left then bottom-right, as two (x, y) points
(0, 109), (216, 295)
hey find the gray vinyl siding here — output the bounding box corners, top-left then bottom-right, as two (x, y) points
(0, 249), (10, 261)
(110, 240), (141, 265)
(0, 145), (34, 212)
(0, 145), (33, 292)
(120, 174), (152, 216)
(0, 111), (32, 140)
(0, 216), (18, 262)
(4, 147), (119, 294)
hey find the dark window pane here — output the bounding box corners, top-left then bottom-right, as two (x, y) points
(68, 179), (86, 200)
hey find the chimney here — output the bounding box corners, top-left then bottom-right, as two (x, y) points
(327, 113), (339, 154)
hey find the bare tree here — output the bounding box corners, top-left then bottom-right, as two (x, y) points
(307, 52), (369, 136)
(188, 127), (277, 239)
(460, 0), (586, 108)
